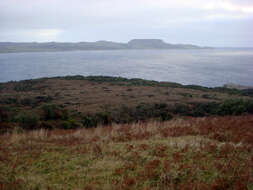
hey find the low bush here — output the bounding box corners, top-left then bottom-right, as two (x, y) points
(82, 112), (112, 128)
(82, 115), (99, 128)
(190, 102), (219, 117)
(159, 112), (173, 121)
(0, 122), (13, 134)
(39, 121), (54, 129)
(217, 99), (253, 115)
(1, 97), (253, 131)
(20, 97), (34, 106)
(13, 79), (46, 92)
(20, 96), (53, 107)
(171, 99), (253, 117)
(81, 103), (173, 128)
(179, 93), (193, 98)
(0, 97), (18, 105)
(201, 94), (218, 100)
(241, 89), (253, 97)
(14, 112), (39, 130)
(14, 81), (36, 92)
(109, 106), (135, 124)
(41, 104), (69, 120)
(185, 85), (209, 91)
(96, 112), (112, 125)
(213, 87), (241, 95)
(35, 95), (53, 103)
(0, 107), (10, 122)
(105, 103), (172, 124)
(0, 106), (19, 122)
(62, 119), (81, 129)
(0, 84), (5, 91)
(171, 104), (191, 115)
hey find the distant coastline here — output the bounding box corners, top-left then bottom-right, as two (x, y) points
(0, 39), (212, 53)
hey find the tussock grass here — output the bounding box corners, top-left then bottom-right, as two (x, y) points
(0, 116), (253, 190)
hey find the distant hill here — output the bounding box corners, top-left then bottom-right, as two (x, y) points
(127, 39), (201, 49)
(224, 83), (253, 90)
(0, 39), (211, 53)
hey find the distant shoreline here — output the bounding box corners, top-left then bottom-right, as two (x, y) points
(0, 39), (212, 53)
(0, 48), (214, 54)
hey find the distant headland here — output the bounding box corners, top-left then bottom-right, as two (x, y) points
(0, 39), (212, 53)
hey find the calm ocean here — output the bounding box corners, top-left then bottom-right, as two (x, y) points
(0, 49), (253, 87)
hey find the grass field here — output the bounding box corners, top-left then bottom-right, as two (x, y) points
(0, 76), (250, 115)
(0, 76), (253, 189)
(1, 76), (253, 131)
(1, 115), (253, 190)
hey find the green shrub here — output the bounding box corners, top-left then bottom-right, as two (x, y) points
(0, 106), (20, 123)
(247, 100), (253, 113)
(40, 121), (54, 130)
(20, 98), (33, 106)
(185, 85), (209, 91)
(201, 94), (218, 100)
(14, 82), (35, 92)
(62, 119), (80, 129)
(41, 104), (69, 120)
(217, 99), (249, 116)
(241, 89), (253, 97)
(0, 84), (5, 91)
(82, 115), (98, 128)
(109, 106), (135, 124)
(19, 96), (53, 107)
(160, 112), (173, 121)
(13, 79), (45, 92)
(188, 99), (253, 117)
(42, 104), (58, 120)
(190, 102), (219, 117)
(0, 97), (18, 105)
(81, 112), (112, 128)
(14, 112), (39, 130)
(171, 104), (191, 115)
(0, 107), (9, 122)
(110, 103), (172, 123)
(35, 96), (53, 103)
(179, 93), (193, 98)
(154, 103), (168, 110)
(96, 112), (112, 125)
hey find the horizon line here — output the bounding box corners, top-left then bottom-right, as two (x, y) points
(0, 40), (253, 48)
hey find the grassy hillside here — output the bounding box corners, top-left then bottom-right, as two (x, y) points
(1, 76), (253, 132)
(1, 116), (253, 189)
(1, 76), (253, 189)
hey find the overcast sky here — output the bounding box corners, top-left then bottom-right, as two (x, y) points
(0, 0), (252, 47)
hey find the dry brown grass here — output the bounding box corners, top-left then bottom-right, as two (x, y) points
(0, 78), (244, 114)
(1, 115), (253, 190)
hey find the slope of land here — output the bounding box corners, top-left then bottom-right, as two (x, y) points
(1, 75), (253, 131)
(0, 39), (210, 53)
(1, 76), (253, 189)
(1, 116), (253, 189)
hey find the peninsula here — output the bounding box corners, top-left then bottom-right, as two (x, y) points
(0, 39), (211, 53)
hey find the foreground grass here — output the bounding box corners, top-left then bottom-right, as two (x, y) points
(0, 115), (253, 190)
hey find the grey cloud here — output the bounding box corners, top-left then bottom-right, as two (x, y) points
(0, 0), (252, 47)
(228, 0), (253, 5)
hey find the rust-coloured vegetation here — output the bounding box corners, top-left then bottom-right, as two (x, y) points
(1, 76), (253, 133)
(1, 76), (253, 189)
(0, 115), (253, 189)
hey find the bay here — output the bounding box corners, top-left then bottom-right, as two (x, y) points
(0, 49), (253, 87)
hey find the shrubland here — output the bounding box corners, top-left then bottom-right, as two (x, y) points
(0, 116), (253, 189)
(0, 76), (253, 189)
